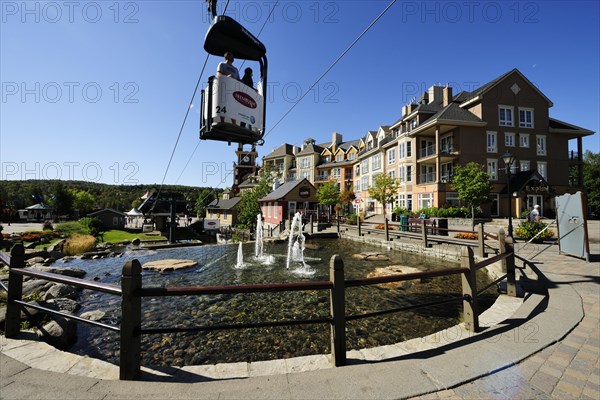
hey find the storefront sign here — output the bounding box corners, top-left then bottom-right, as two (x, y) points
(525, 185), (549, 193)
(299, 187), (310, 198)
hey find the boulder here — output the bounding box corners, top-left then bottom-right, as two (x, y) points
(22, 279), (52, 298)
(26, 257), (45, 265)
(142, 259), (198, 272)
(81, 310), (106, 321)
(45, 298), (80, 313)
(304, 242), (321, 250)
(37, 317), (77, 349)
(24, 242), (37, 249)
(352, 252), (391, 261)
(131, 238), (141, 246)
(367, 265), (422, 289)
(47, 239), (65, 253)
(42, 283), (79, 301)
(29, 265), (86, 279)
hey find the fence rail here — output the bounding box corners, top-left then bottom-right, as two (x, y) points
(1, 230), (515, 381)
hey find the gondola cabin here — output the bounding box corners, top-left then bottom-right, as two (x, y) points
(200, 15), (268, 146)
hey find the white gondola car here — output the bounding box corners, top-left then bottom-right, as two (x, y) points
(201, 75), (264, 144)
(200, 14), (267, 146)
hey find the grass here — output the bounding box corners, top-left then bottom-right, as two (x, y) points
(63, 234), (97, 256)
(102, 230), (165, 244)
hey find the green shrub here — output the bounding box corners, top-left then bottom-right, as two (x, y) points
(346, 213), (358, 225)
(392, 206), (411, 216)
(56, 221), (86, 236)
(79, 217), (105, 236)
(515, 221), (555, 241)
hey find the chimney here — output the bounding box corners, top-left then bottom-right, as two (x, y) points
(443, 86), (453, 107)
(332, 132), (343, 146)
(292, 145), (297, 155)
(402, 105), (407, 117)
(428, 85), (444, 104)
(407, 103), (417, 114)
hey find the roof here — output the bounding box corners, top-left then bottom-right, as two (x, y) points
(26, 203), (53, 210)
(337, 139), (360, 150)
(88, 208), (127, 217)
(126, 208), (143, 216)
(263, 143), (299, 159)
(316, 160), (356, 169)
(296, 143), (325, 156)
(428, 102), (484, 123)
(207, 197), (241, 210)
(259, 179), (314, 202)
(549, 118), (594, 136)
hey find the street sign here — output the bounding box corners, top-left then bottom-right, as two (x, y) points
(354, 198), (361, 204)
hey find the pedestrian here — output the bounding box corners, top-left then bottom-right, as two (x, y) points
(217, 52), (240, 80)
(530, 204), (541, 222)
(241, 67), (254, 88)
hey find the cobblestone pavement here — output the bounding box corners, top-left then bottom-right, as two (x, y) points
(411, 240), (600, 400)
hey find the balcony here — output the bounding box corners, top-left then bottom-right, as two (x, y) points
(440, 174), (454, 183)
(568, 150), (582, 163)
(419, 144), (436, 159)
(315, 174), (329, 182)
(440, 144), (458, 154)
(419, 172), (436, 184)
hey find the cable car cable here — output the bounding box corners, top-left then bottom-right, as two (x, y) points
(239, 0), (280, 71)
(264, 0), (397, 140)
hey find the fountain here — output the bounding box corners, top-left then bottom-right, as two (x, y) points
(234, 242), (246, 269)
(286, 212), (314, 275)
(254, 214), (276, 264)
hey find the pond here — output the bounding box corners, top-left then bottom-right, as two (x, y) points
(66, 238), (498, 367)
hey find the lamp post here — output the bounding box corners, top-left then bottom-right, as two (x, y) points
(502, 151), (516, 238)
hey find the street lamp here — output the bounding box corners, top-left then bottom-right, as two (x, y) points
(502, 151), (516, 238)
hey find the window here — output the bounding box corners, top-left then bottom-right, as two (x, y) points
(406, 141), (412, 157)
(410, 119), (417, 130)
(536, 135), (546, 156)
(398, 194), (405, 208)
(300, 158), (310, 168)
(441, 163), (453, 182)
(418, 193), (432, 209)
(355, 164), (360, 176)
(487, 159), (498, 180)
(406, 165), (412, 182)
(420, 165), (435, 183)
(388, 170), (396, 179)
(367, 139), (373, 150)
(267, 202), (272, 218)
(520, 160), (530, 172)
(355, 180), (360, 192)
(372, 154), (381, 171)
(223, 211), (228, 220)
(519, 108), (534, 128)
(499, 106), (514, 126)
(398, 166), (405, 182)
(348, 152), (355, 161)
(505, 132), (515, 147)
(537, 161), (547, 179)
(399, 143), (405, 159)
(387, 148), (396, 164)
(336, 154), (343, 162)
(440, 134), (454, 153)
(519, 133), (529, 148)
(361, 176), (369, 190)
(274, 202), (278, 218)
(487, 131), (497, 153)
(445, 192), (460, 207)
(361, 159), (369, 174)
(301, 171), (309, 179)
(333, 168), (341, 178)
(407, 194), (413, 211)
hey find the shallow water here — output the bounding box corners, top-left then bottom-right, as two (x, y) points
(66, 238), (497, 367)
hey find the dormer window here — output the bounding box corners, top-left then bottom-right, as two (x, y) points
(410, 119), (417, 130)
(336, 154), (343, 162)
(322, 155), (330, 163)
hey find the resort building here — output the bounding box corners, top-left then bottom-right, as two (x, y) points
(258, 179), (318, 227)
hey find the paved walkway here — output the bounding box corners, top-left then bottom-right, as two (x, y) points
(1, 222), (599, 399)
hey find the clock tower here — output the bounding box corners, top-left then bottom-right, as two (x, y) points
(232, 143), (258, 196)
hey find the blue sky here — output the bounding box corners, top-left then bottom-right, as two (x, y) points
(1, 0), (599, 188)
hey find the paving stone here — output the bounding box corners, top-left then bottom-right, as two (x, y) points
(530, 371), (559, 394)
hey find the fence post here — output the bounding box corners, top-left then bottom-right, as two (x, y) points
(120, 259), (142, 380)
(358, 214), (362, 236)
(460, 247), (480, 332)
(5, 244), (26, 338)
(505, 235), (516, 297)
(309, 214), (314, 234)
(421, 219), (428, 248)
(329, 255), (346, 367)
(337, 214), (340, 236)
(385, 218), (389, 241)
(477, 223), (485, 258)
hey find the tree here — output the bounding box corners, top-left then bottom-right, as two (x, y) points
(71, 190), (96, 216)
(368, 173), (401, 220)
(49, 182), (74, 218)
(236, 168), (276, 229)
(339, 186), (356, 216)
(194, 188), (217, 218)
(316, 182), (341, 217)
(452, 162), (493, 228)
(583, 150), (600, 218)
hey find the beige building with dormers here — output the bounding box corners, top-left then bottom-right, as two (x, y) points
(258, 69), (593, 219)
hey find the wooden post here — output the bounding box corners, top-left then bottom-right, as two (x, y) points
(309, 214), (314, 234)
(5, 244), (25, 338)
(120, 259), (142, 380)
(357, 214), (362, 236)
(337, 213), (340, 236)
(505, 235), (516, 297)
(477, 223), (485, 258)
(460, 247), (479, 332)
(421, 219), (428, 248)
(329, 255), (346, 366)
(498, 228), (507, 273)
(385, 218), (390, 241)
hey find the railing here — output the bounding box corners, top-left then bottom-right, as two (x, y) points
(419, 172), (436, 183)
(440, 144), (458, 154)
(568, 150), (580, 161)
(419, 144), (436, 159)
(1, 232), (515, 381)
(440, 173), (454, 183)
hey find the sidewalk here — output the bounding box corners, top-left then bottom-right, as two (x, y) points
(1, 234), (598, 399)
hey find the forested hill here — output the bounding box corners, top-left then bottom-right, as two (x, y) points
(0, 180), (217, 214)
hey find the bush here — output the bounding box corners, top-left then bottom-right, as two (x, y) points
(42, 220), (54, 231)
(515, 221), (555, 242)
(346, 213), (358, 225)
(392, 206), (411, 216)
(455, 233), (478, 240)
(79, 217), (105, 236)
(56, 221), (87, 236)
(63, 234), (97, 256)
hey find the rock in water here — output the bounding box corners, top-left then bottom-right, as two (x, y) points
(352, 252), (391, 261)
(37, 317), (77, 349)
(142, 259), (198, 272)
(367, 265), (422, 289)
